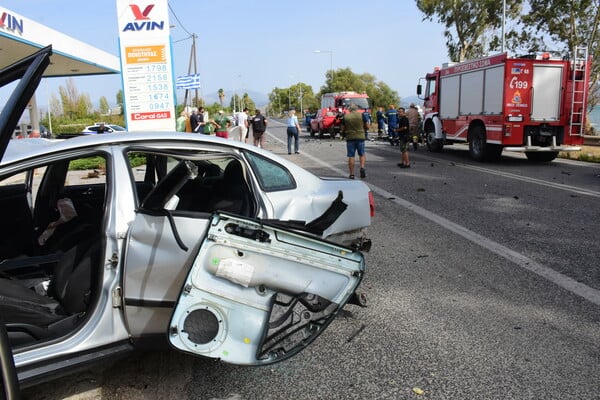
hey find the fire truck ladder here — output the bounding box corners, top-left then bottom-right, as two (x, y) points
(569, 46), (588, 137)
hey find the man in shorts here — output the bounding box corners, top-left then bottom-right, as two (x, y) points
(341, 103), (370, 179)
(250, 109), (267, 148)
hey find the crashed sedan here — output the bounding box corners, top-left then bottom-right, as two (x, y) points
(0, 46), (373, 388)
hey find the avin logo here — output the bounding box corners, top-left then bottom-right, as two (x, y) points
(129, 4), (154, 20)
(123, 3), (164, 32)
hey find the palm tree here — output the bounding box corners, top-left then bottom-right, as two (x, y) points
(218, 88), (225, 107)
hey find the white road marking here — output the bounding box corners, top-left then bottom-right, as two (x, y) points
(267, 122), (600, 305)
(415, 151), (600, 198)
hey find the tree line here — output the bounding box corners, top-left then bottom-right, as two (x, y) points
(46, 0), (598, 130)
(416, 0), (599, 108)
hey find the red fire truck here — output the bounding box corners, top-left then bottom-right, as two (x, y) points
(417, 47), (591, 162)
(310, 91), (370, 138)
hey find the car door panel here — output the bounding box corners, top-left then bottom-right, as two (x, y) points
(122, 211), (210, 336)
(167, 213), (364, 365)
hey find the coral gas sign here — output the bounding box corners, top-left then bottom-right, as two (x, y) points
(116, 0), (176, 131)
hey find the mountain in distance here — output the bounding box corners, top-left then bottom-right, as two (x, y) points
(200, 89), (269, 108)
(400, 94), (422, 108)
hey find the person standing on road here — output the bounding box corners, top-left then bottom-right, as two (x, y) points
(362, 108), (372, 140)
(235, 108), (249, 142)
(341, 103), (369, 179)
(176, 111), (187, 132)
(396, 107), (411, 168)
(213, 110), (230, 139)
(376, 106), (386, 137)
(385, 104), (399, 146)
(286, 110), (302, 154)
(195, 107), (206, 133)
(189, 108), (200, 133)
(406, 103), (421, 150)
(251, 109), (268, 148)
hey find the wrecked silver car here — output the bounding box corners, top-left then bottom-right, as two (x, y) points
(0, 46), (373, 389)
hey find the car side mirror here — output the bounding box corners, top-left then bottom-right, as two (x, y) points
(0, 324), (20, 400)
(416, 84), (422, 96)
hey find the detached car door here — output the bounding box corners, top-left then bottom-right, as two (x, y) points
(122, 159), (365, 365)
(169, 212), (364, 365)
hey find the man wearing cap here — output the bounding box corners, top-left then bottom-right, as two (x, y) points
(213, 110), (230, 139)
(340, 103), (369, 179)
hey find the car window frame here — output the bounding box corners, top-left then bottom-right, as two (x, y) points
(242, 150), (296, 192)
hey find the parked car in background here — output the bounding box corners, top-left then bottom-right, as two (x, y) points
(310, 108), (343, 138)
(0, 46), (373, 391)
(80, 122), (126, 134)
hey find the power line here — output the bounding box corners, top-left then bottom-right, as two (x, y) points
(168, 2), (192, 37)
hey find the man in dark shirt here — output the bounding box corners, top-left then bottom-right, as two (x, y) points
(397, 107), (411, 168)
(341, 103), (370, 179)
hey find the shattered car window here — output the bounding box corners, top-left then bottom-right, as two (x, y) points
(244, 152), (295, 192)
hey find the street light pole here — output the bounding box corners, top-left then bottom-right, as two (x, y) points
(314, 50), (334, 82)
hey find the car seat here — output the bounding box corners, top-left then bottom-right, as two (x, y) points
(207, 160), (251, 216)
(0, 235), (102, 347)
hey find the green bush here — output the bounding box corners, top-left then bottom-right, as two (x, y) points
(69, 157), (106, 170)
(67, 154), (147, 171)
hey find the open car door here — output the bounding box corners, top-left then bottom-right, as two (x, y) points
(0, 324), (20, 400)
(122, 159), (365, 365)
(168, 212), (364, 364)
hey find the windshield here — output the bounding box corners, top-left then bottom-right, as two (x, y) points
(341, 97), (369, 110)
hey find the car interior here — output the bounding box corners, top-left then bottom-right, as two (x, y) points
(131, 151), (255, 218)
(0, 151), (257, 348)
(0, 154), (107, 348)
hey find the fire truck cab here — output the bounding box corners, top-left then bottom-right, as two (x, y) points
(310, 91), (370, 138)
(417, 48), (590, 162)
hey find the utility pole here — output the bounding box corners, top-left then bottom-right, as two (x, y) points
(184, 33), (199, 107)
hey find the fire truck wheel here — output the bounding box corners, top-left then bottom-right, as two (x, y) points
(425, 128), (443, 152)
(468, 126), (487, 161)
(525, 151), (558, 162)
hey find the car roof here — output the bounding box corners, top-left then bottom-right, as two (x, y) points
(0, 132), (297, 170)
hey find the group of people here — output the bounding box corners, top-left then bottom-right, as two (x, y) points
(375, 103), (421, 168)
(175, 107), (268, 148)
(176, 102), (421, 180)
(340, 102), (421, 179)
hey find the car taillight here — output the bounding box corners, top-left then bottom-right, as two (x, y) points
(368, 191), (375, 217)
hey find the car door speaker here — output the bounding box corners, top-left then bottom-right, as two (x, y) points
(183, 309), (219, 344)
(177, 304), (226, 351)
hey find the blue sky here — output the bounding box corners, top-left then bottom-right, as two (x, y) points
(3, 0), (453, 108)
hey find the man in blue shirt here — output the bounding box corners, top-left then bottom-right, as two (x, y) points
(385, 104), (399, 146)
(376, 106), (386, 137)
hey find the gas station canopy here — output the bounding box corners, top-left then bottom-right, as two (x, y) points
(0, 7), (120, 77)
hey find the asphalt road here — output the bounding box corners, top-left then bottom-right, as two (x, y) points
(23, 121), (600, 399)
